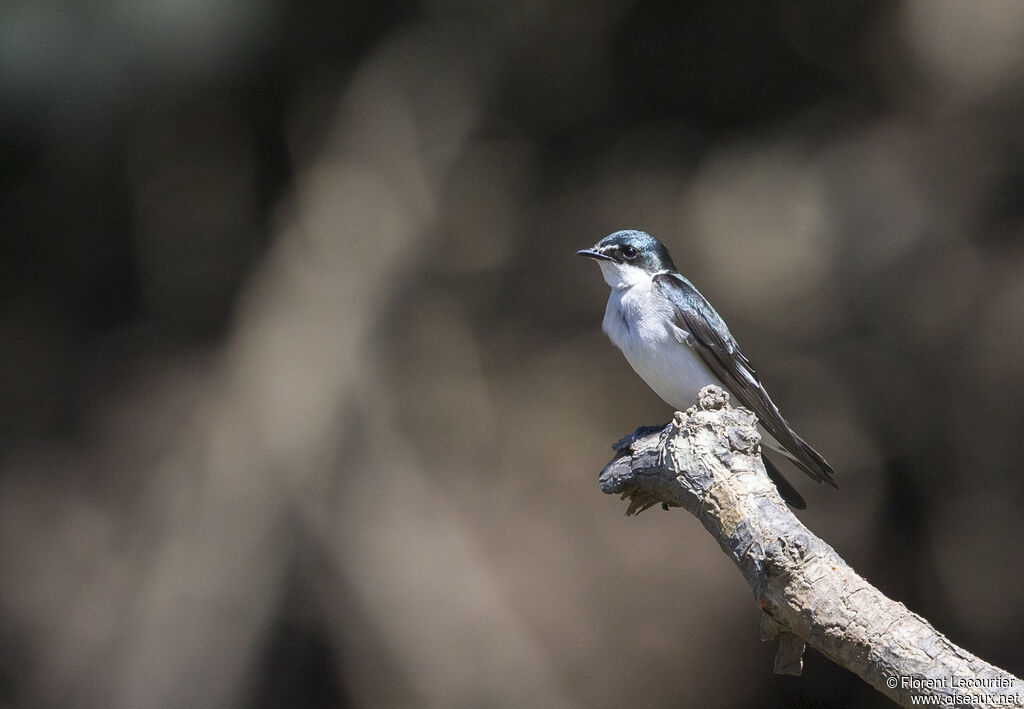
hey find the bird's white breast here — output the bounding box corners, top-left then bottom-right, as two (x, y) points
(602, 276), (721, 411)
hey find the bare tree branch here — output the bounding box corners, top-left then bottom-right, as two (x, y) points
(598, 386), (1024, 708)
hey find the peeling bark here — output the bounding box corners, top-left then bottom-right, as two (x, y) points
(598, 386), (1023, 708)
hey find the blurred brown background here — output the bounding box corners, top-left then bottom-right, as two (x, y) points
(2, 1), (1024, 707)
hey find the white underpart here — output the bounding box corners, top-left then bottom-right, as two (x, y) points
(597, 260), (789, 456)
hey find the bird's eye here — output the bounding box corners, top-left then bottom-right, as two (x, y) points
(621, 246), (638, 260)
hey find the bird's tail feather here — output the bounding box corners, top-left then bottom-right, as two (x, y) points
(780, 436), (838, 489)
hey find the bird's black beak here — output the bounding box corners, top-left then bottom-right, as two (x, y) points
(576, 248), (617, 263)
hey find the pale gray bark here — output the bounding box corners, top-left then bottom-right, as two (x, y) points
(598, 385), (1024, 708)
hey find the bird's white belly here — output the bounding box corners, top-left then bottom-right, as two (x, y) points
(602, 282), (721, 411)
(620, 335), (720, 411)
(619, 334), (787, 454)
(601, 280), (788, 455)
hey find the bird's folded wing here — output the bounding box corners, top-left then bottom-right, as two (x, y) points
(652, 272), (837, 488)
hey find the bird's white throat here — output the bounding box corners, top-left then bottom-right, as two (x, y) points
(598, 261), (651, 290)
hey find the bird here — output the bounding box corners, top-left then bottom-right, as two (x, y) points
(577, 229), (836, 508)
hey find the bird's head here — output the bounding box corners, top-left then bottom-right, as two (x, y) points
(577, 230), (676, 289)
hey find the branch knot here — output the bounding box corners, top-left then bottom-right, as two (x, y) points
(697, 385), (730, 411)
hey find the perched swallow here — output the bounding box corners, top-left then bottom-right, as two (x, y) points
(578, 229), (836, 508)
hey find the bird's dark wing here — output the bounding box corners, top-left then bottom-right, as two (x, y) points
(653, 272), (837, 488)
